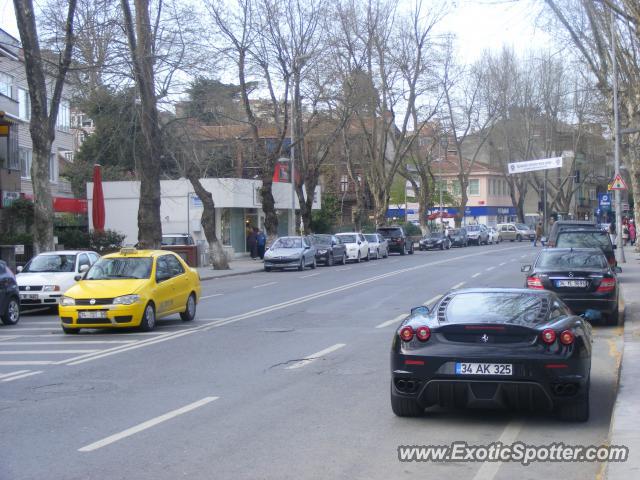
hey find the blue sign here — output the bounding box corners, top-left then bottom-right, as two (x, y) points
(598, 193), (611, 211)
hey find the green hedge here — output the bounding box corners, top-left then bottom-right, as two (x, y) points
(56, 229), (126, 254)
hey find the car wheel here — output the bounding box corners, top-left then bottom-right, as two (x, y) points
(1, 297), (20, 325)
(310, 258), (317, 269)
(390, 382), (424, 417)
(62, 325), (80, 334)
(607, 306), (620, 326)
(400, 244), (406, 255)
(341, 253), (347, 265)
(264, 266), (272, 272)
(440, 243), (444, 250)
(180, 293), (196, 322)
(409, 244), (414, 255)
(384, 249), (389, 258)
(298, 258), (305, 271)
(328, 254), (334, 266)
(364, 249), (370, 261)
(558, 383), (590, 422)
(375, 249), (380, 260)
(139, 302), (156, 332)
(356, 252), (361, 263)
(517, 234), (522, 242)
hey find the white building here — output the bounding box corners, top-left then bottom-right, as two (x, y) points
(87, 178), (320, 256)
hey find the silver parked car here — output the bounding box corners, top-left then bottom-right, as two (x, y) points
(497, 223), (535, 242)
(364, 233), (389, 259)
(263, 236), (317, 271)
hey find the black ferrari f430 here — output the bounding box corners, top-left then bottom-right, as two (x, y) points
(390, 288), (594, 422)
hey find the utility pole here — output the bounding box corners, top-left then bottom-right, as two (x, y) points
(611, 10), (626, 263)
(289, 70), (296, 236)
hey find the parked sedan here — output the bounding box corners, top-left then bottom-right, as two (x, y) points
(522, 248), (620, 324)
(17, 250), (100, 309)
(449, 228), (468, 247)
(0, 260), (20, 325)
(419, 232), (451, 250)
(487, 227), (501, 244)
(390, 288), (593, 421)
(264, 236), (317, 271)
(465, 225), (489, 245)
(336, 233), (370, 262)
(364, 233), (389, 259)
(309, 234), (347, 266)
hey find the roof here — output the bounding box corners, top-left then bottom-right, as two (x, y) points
(37, 250), (97, 256)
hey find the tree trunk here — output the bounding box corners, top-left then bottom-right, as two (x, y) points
(121, 0), (162, 249)
(261, 177), (279, 241)
(185, 175), (229, 270)
(30, 145), (54, 253)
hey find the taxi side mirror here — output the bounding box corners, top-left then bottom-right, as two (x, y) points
(74, 275), (82, 281)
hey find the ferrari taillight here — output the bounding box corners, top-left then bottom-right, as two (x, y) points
(399, 326), (414, 342)
(415, 326), (431, 342)
(559, 330), (575, 345)
(527, 276), (544, 289)
(541, 328), (556, 344)
(597, 278), (616, 293)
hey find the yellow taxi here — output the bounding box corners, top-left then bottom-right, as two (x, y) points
(59, 248), (201, 334)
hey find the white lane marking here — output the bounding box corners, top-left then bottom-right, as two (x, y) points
(0, 350), (98, 354)
(471, 421), (524, 480)
(452, 282), (466, 289)
(337, 267), (351, 271)
(0, 340), (135, 345)
(78, 396), (219, 452)
(471, 273), (480, 278)
(0, 361), (54, 365)
(3, 327), (60, 331)
(376, 314), (406, 329)
(0, 336), (17, 342)
(423, 295), (442, 306)
(0, 370), (29, 379)
(486, 266), (495, 271)
(499, 262), (506, 266)
(1, 371), (42, 382)
(66, 245), (526, 366)
(253, 281), (277, 289)
(520, 254), (526, 258)
(299, 272), (320, 278)
(285, 344), (346, 370)
(200, 293), (224, 300)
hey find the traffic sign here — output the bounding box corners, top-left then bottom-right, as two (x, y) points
(598, 193), (611, 210)
(610, 173), (627, 190)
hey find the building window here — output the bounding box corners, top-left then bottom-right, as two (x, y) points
(19, 147), (32, 179)
(0, 72), (12, 98)
(340, 175), (349, 193)
(468, 179), (480, 196)
(18, 88), (30, 120)
(56, 101), (70, 132)
(451, 180), (461, 196)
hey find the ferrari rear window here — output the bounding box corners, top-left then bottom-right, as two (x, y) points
(445, 293), (546, 324)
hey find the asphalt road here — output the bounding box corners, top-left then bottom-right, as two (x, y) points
(0, 242), (624, 480)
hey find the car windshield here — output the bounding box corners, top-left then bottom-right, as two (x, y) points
(556, 232), (612, 250)
(364, 234), (378, 242)
(536, 251), (607, 269)
(378, 228), (401, 237)
(466, 226), (480, 231)
(446, 293), (546, 325)
(428, 232), (444, 239)
(85, 257), (153, 280)
(23, 254), (76, 273)
(516, 224), (529, 230)
(310, 235), (332, 245)
(337, 234), (357, 243)
(272, 237), (303, 249)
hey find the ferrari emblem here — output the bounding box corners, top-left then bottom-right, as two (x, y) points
(480, 334), (489, 343)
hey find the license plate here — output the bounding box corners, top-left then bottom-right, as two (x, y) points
(556, 280), (588, 288)
(78, 311), (108, 319)
(455, 362), (512, 375)
(20, 294), (39, 300)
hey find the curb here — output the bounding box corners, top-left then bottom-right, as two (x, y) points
(199, 268), (264, 281)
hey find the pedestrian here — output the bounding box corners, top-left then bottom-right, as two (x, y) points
(256, 229), (266, 260)
(533, 221), (543, 247)
(247, 227), (258, 259)
(609, 222), (617, 245)
(623, 222), (630, 246)
(629, 221), (636, 246)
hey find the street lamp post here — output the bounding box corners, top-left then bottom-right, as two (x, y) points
(438, 137), (448, 228)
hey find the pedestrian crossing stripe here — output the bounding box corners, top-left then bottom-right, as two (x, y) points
(610, 174), (627, 190)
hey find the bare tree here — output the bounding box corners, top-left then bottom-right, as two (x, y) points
(13, 0), (78, 253)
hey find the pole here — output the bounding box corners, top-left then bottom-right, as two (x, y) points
(289, 70), (296, 236)
(543, 169), (548, 235)
(611, 10), (626, 262)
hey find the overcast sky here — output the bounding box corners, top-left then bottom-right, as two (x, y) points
(0, 0), (553, 64)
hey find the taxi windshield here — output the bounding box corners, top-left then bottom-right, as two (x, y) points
(86, 257), (153, 280)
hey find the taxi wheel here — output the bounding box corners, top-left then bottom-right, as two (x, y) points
(139, 303), (156, 331)
(180, 294), (196, 322)
(62, 326), (80, 334)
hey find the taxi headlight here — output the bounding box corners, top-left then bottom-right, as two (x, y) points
(60, 296), (75, 306)
(113, 294), (140, 305)
(43, 285), (60, 292)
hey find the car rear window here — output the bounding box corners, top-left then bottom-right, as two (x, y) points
(311, 235), (332, 245)
(364, 234), (377, 242)
(536, 251), (607, 269)
(445, 293), (546, 324)
(466, 226), (480, 231)
(378, 228), (402, 237)
(556, 231), (612, 250)
(337, 234), (357, 243)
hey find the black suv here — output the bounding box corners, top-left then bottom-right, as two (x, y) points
(0, 260), (20, 325)
(377, 226), (414, 255)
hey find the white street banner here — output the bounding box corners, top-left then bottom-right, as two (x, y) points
(508, 156), (563, 174)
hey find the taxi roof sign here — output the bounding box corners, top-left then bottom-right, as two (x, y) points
(119, 247), (138, 255)
(610, 173), (627, 190)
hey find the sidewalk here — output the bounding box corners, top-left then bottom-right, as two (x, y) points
(605, 247), (640, 479)
(196, 256), (264, 280)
